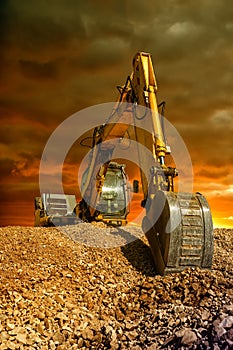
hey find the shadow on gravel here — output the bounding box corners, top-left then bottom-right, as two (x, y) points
(115, 228), (157, 277)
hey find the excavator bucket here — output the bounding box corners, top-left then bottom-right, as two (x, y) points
(143, 191), (214, 275)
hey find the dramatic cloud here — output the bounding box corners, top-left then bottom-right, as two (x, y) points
(0, 0), (232, 226)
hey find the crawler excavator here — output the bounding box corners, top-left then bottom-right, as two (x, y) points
(76, 52), (214, 275)
(36, 52), (214, 275)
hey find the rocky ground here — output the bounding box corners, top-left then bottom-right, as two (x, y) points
(0, 225), (232, 349)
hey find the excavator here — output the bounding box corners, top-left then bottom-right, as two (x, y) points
(36, 52), (214, 275)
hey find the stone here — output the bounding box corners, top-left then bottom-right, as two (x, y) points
(227, 328), (233, 340)
(223, 305), (233, 315)
(16, 333), (27, 344)
(6, 323), (15, 331)
(44, 318), (50, 329)
(213, 344), (221, 350)
(33, 335), (42, 343)
(81, 328), (94, 340)
(54, 295), (65, 305)
(181, 330), (197, 346)
(227, 339), (233, 347)
(175, 328), (188, 338)
(52, 331), (65, 344)
(36, 310), (46, 319)
(215, 324), (227, 337)
(201, 309), (211, 321)
(220, 316), (233, 328)
(77, 337), (84, 347)
(147, 344), (158, 350)
(36, 323), (44, 335)
(126, 330), (138, 341)
(49, 340), (56, 350)
(5, 341), (16, 350)
(110, 329), (118, 348)
(115, 309), (124, 321)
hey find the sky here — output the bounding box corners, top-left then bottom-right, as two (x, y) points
(0, 0), (233, 227)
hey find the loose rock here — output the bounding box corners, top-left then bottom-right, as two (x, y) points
(0, 226), (232, 349)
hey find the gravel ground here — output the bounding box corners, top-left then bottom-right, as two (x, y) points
(0, 225), (232, 349)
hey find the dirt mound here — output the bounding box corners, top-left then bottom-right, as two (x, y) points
(0, 226), (232, 349)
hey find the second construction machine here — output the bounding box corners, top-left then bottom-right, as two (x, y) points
(77, 52), (214, 275)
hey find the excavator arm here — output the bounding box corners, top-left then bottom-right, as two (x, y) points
(78, 52), (214, 274)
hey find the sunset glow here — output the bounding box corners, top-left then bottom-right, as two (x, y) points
(1, 1), (232, 227)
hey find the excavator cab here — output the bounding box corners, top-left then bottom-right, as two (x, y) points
(95, 162), (130, 225)
(80, 162), (130, 226)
